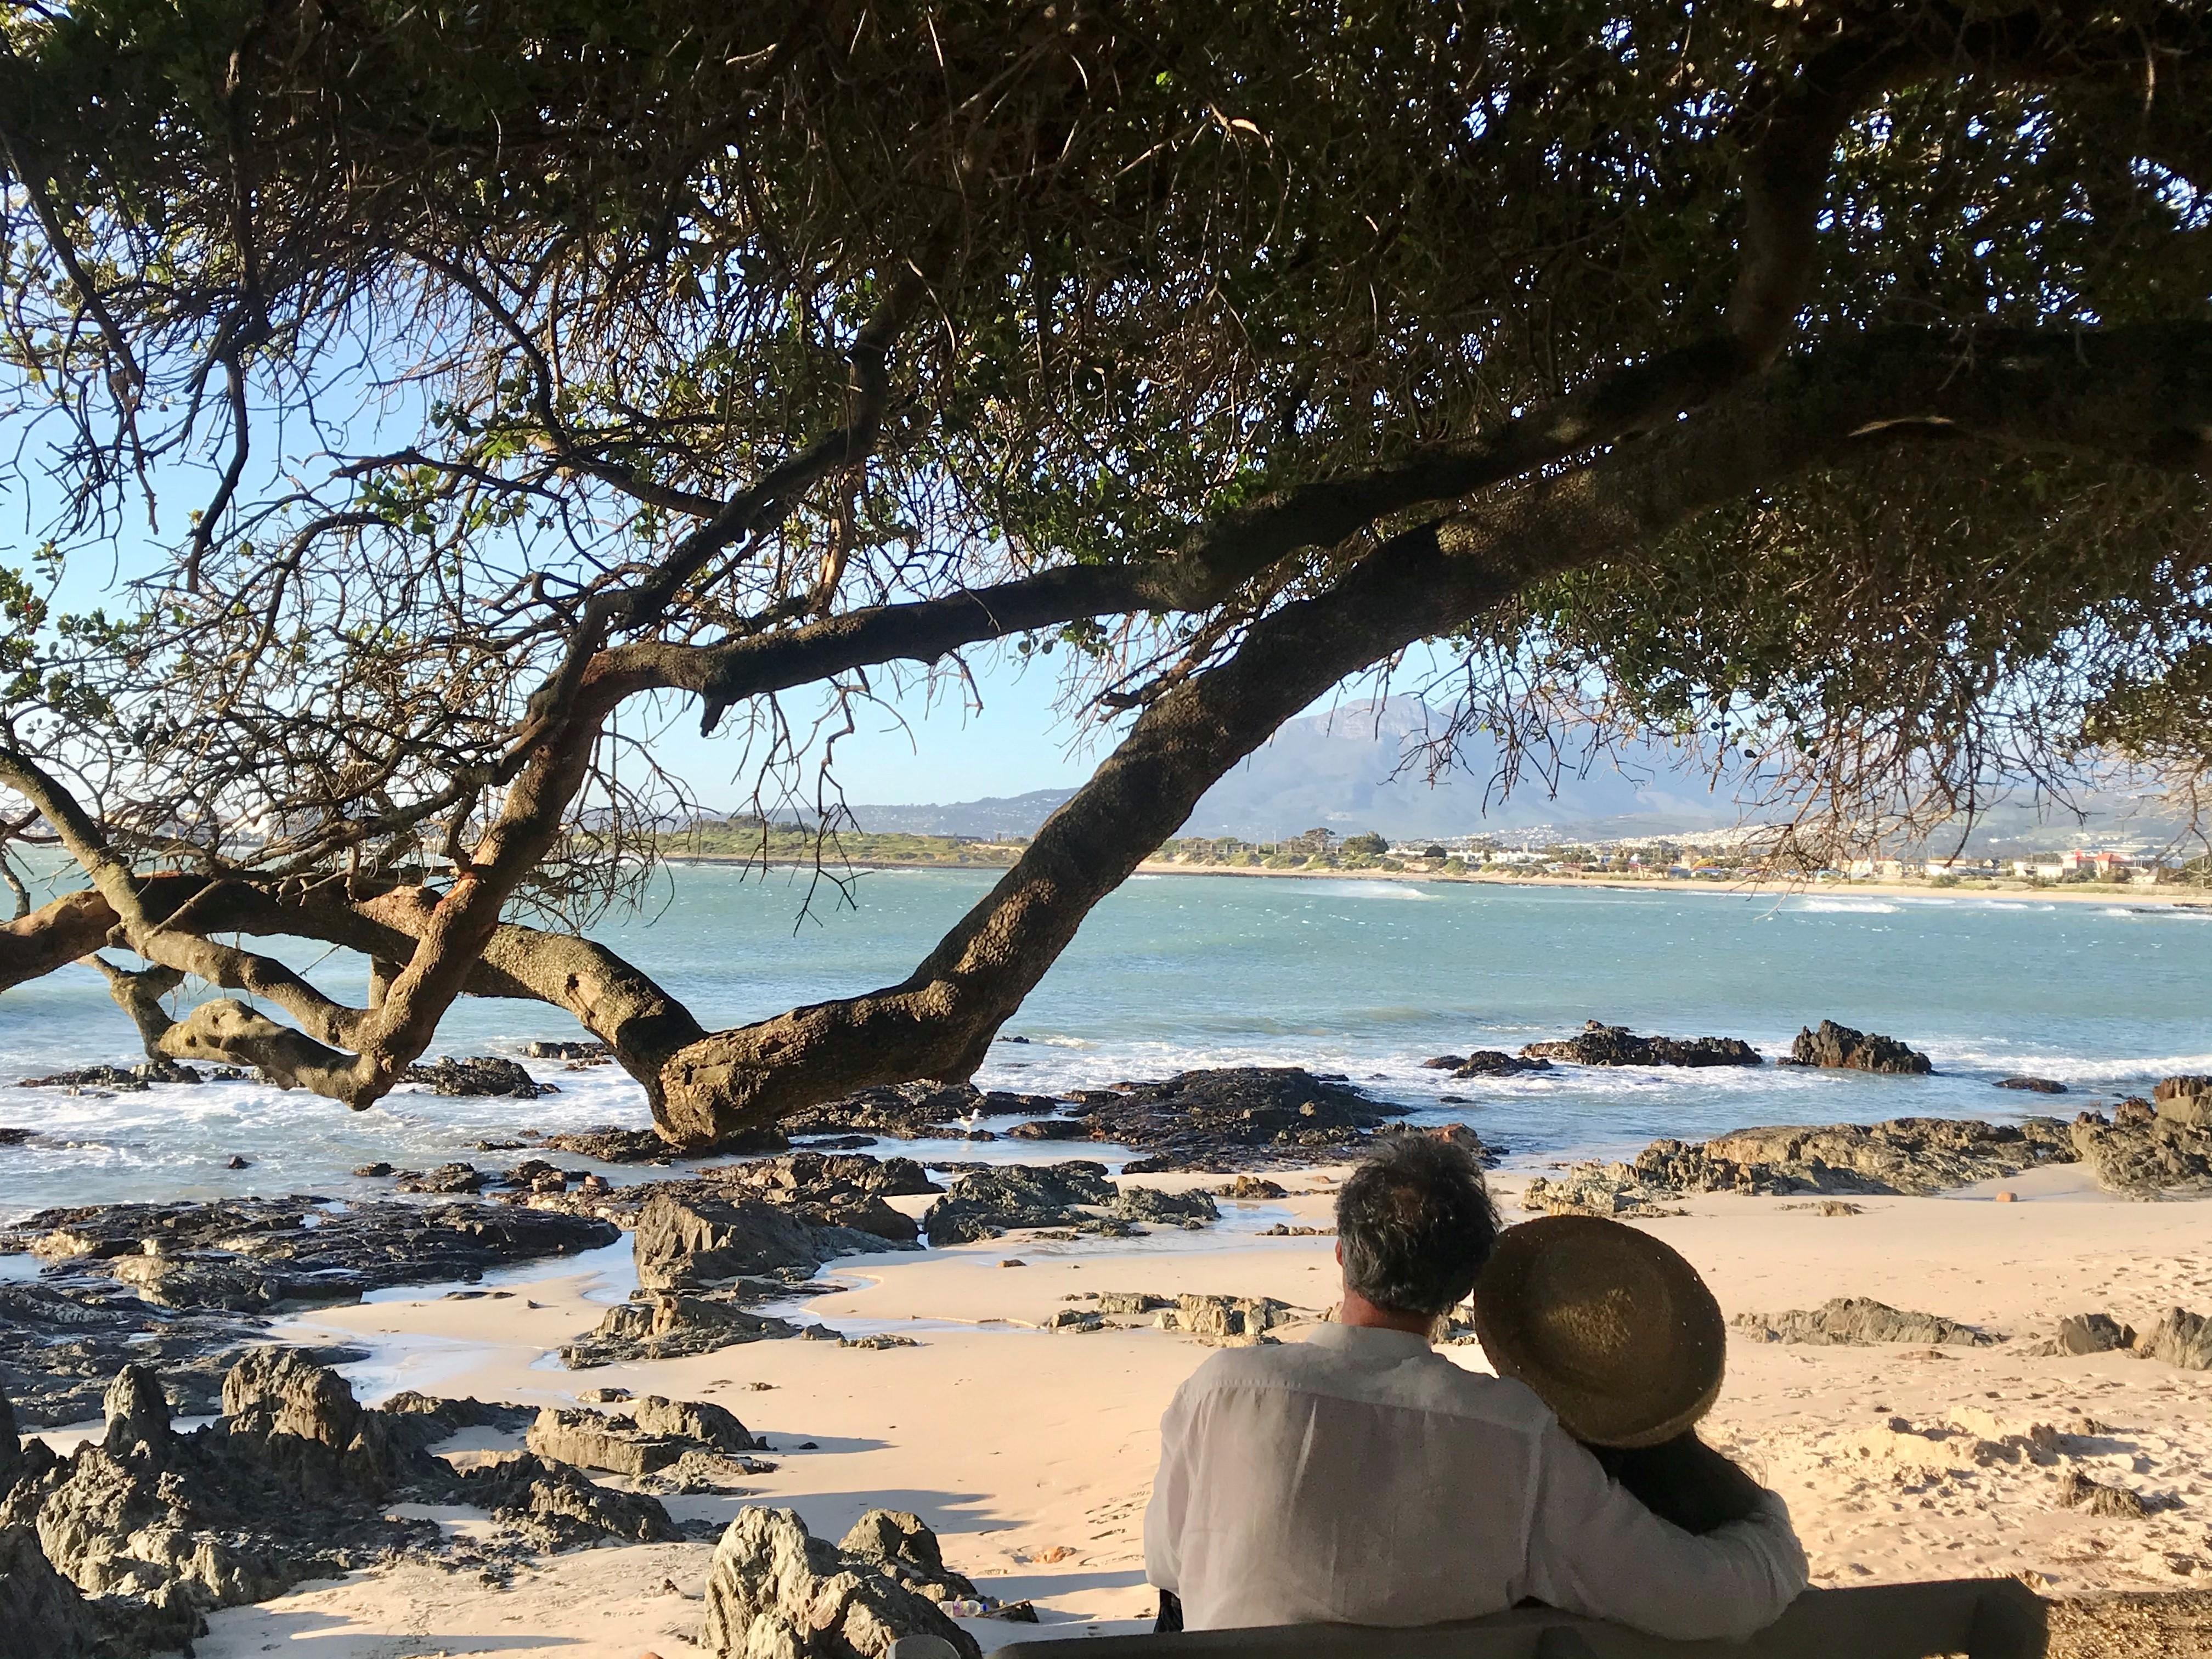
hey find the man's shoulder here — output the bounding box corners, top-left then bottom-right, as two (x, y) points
(1175, 1336), (1560, 1431)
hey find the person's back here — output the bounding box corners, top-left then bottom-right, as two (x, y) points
(1142, 1136), (1807, 1640)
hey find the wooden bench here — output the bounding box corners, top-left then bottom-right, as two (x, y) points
(960, 1579), (2045, 1659)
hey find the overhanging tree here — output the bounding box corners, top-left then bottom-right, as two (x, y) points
(1, 0), (2207, 1144)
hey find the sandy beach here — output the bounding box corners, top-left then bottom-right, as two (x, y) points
(60, 1166), (2204, 1657)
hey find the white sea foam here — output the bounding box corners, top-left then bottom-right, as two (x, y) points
(1789, 898), (1900, 913)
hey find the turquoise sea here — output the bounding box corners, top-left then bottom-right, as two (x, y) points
(3, 866), (2208, 1216)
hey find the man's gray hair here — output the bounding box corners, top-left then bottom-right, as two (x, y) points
(1335, 1133), (1501, 1317)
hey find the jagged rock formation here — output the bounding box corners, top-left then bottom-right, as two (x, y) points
(1732, 1297), (1995, 1346)
(0, 1353), (684, 1655)
(2154, 1075), (2212, 1127)
(400, 1054), (558, 1097)
(526, 1396), (764, 1475)
(1785, 1020), (1932, 1074)
(16, 1060), (208, 1090)
(2023, 1312), (2136, 1357)
(0, 1522), (107, 1658)
(1215, 1176), (1288, 1199)
(1638, 1118), (2073, 1198)
(1521, 1022), (1761, 1068)
(0, 1199), (611, 1425)
(561, 1292), (799, 1368)
(523, 1039), (612, 1060)
(921, 1163), (1121, 1244)
(837, 1509), (977, 1601)
(633, 1189), (911, 1291)
(698, 1506), (982, 1659)
(2137, 1307), (2212, 1370)
(1064, 1067), (1412, 1171)
(2069, 1111), (2212, 1197)
(1154, 1293), (1302, 1345)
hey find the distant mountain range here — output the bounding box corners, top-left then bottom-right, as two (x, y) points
(833, 697), (2194, 850)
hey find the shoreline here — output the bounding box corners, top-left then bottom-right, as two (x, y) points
(662, 851), (2212, 910)
(55, 1167), (2210, 1656)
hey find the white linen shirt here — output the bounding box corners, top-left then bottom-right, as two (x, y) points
(1142, 1323), (1807, 1639)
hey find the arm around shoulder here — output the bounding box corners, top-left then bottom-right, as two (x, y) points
(1520, 1425), (1809, 1643)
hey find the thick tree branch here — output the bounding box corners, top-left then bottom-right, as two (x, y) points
(653, 319), (2212, 1141)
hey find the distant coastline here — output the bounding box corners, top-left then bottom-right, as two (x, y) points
(660, 848), (2212, 909)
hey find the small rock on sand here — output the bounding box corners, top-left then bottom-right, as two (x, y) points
(2136, 1307), (2212, 1370)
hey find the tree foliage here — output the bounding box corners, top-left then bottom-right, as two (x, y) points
(1, 1), (2208, 1139)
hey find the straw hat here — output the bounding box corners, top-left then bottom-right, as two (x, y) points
(1472, 1214), (1725, 1448)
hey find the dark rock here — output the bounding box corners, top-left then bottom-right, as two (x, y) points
(2070, 1115), (2212, 1197)
(561, 1293), (799, 1368)
(1787, 1019), (1932, 1075)
(0, 1522), (109, 1658)
(402, 1055), (558, 1098)
(2137, 1307), (2212, 1371)
(921, 1163), (1120, 1244)
(698, 1505), (981, 1659)
(451, 1451), (683, 1548)
(523, 1039), (613, 1060)
(1731, 1297), (1994, 1346)
(1053, 1068), (1411, 1170)
(1111, 1187), (1220, 1227)
(781, 1081), (1057, 1141)
(0, 1127), (33, 1147)
(1996, 1076), (2068, 1094)
(540, 1125), (682, 1163)
(17, 1060), (204, 1090)
(352, 1162), (393, 1178)
(224, 1154), (252, 1169)
(1522, 1022), (1760, 1069)
(396, 1161), (487, 1194)
(377, 1391), (535, 1437)
(1007, 1118), (1093, 1141)
(1452, 1050), (1554, 1077)
(2155, 1075), (2212, 1127)
(1420, 1055), (1466, 1070)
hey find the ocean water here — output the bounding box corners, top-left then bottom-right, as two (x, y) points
(3, 867), (2208, 1217)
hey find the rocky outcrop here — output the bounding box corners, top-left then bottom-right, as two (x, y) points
(1733, 1297), (1995, 1346)
(1785, 1020), (1932, 1074)
(1996, 1076), (2068, 1094)
(0, 1354), (683, 1651)
(1635, 1117), (2074, 1197)
(1111, 1187), (1221, 1227)
(2024, 1312), (2136, 1356)
(17, 1060), (206, 1091)
(2154, 1075), (2212, 1127)
(561, 1292), (799, 1368)
(698, 1506), (982, 1659)
(2056, 1468), (2150, 1519)
(633, 1189), (908, 1292)
(1521, 1022), (1760, 1069)
(838, 1509), (977, 1601)
(0, 1199), (612, 1425)
(783, 1082), (1059, 1141)
(0, 1523), (108, 1658)
(1452, 1051), (1554, 1078)
(2069, 1113), (2212, 1197)
(1154, 1294), (1302, 1346)
(2137, 1307), (2212, 1371)
(1063, 1067), (1412, 1170)
(523, 1039), (612, 1060)
(1215, 1176), (1288, 1199)
(401, 1055), (558, 1097)
(526, 1396), (764, 1475)
(539, 1125), (693, 1163)
(921, 1163), (1120, 1244)
(1007, 1118), (1093, 1140)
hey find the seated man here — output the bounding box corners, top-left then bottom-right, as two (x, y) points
(1141, 1136), (1807, 1639)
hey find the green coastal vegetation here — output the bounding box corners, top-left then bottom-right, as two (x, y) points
(662, 820), (1023, 868)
